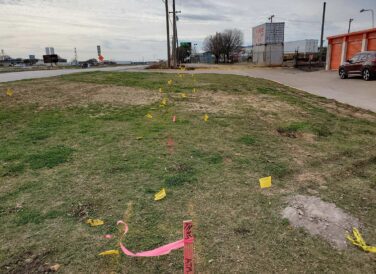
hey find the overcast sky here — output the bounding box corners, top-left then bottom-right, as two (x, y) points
(0, 0), (375, 61)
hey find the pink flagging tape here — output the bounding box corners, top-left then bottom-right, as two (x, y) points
(120, 239), (184, 257)
(117, 220), (194, 258)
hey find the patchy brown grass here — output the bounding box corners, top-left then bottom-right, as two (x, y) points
(0, 79), (161, 109)
(1, 72), (375, 273)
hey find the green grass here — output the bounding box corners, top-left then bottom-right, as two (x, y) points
(0, 72), (375, 273)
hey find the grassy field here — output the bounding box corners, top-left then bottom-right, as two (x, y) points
(0, 71), (375, 273)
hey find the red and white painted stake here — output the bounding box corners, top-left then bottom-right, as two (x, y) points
(183, 220), (194, 274)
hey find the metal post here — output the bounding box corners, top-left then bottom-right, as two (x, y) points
(164, 0), (171, 68)
(319, 2), (327, 63)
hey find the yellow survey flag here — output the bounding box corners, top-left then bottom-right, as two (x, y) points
(86, 219), (104, 227)
(347, 228), (376, 253)
(193, 88), (197, 93)
(203, 114), (209, 122)
(160, 97), (168, 106)
(259, 176), (272, 189)
(168, 80), (173, 86)
(180, 93), (187, 98)
(179, 74), (183, 78)
(6, 88), (14, 97)
(146, 113), (153, 119)
(99, 250), (120, 256)
(154, 188), (166, 201)
(159, 88), (163, 93)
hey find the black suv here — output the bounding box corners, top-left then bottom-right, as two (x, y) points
(339, 51), (376, 81)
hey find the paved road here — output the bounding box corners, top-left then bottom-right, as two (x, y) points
(184, 67), (376, 113)
(0, 65), (146, 83)
(1, 65), (375, 112)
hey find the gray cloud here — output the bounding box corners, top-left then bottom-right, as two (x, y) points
(0, 0), (375, 61)
(182, 14), (231, 22)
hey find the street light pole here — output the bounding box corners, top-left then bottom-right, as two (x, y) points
(360, 9), (375, 28)
(348, 18), (354, 33)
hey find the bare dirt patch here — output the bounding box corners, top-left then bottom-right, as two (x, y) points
(0, 80), (161, 108)
(282, 195), (360, 249)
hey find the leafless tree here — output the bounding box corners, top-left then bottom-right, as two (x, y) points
(222, 29), (244, 63)
(203, 32), (223, 64)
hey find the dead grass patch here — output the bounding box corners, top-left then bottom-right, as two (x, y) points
(0, 80), (161, 108)
(1, 250), (55, 274)
(178, 90), (298, 116)
(319, 100), (376, 121)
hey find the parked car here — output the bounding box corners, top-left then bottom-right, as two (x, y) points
(339, 51), (376, 81)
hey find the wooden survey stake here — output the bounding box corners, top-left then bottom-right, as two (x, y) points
(183, 220), (194, 274)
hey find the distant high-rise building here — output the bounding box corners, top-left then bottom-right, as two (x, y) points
(45, 47), (55, 55)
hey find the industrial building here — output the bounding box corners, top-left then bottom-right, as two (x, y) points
(284, 39), (318, 54)
(252, 22), (285, 66)
(326, 28), (376, 70)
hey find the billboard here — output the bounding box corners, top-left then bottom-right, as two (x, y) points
(252, 23), (285, 46)
(253, 24), (266, 46)
(180, 42), (192, 49)
(43, 54), (58, 64)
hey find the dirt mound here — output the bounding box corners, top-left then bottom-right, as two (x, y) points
(282, 195), (360, 249)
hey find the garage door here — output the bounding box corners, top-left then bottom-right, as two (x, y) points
(346, 34), (363, 60)
(330, 42), (342, 70)
(369, 39), (376, 50)
(368, 32), (376, 50)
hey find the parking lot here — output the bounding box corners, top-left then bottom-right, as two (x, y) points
(188, 66), (376, 112)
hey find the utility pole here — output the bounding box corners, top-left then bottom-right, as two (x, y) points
(268, 15), (275, 23)
(348, 18), (354, 33)
(164, 0), (171, 68)
(74, 47), (78, 65)
(319, 2), (326, 63)
(172, 0), (177, 68)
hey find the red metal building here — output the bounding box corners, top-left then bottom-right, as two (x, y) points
(326, 28), (376, 70)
